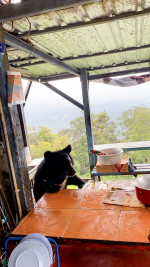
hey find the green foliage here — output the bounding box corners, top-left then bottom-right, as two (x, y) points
(27, 106), (150, 178)
(38, 126), (56, 143)
(102, 175), (133, 181)
(51, 135), (70, 151)
(27, 126), (40, 146)
(30, 141), (52, 158)
(28, 127), (71, 159)
(118, 106), (150, 164)
(92, 112), (118, 144)
(118, 106), (150, 142)
(126, 151), (150, 164)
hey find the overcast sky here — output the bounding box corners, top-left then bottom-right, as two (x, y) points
(23, 77), (150, 132)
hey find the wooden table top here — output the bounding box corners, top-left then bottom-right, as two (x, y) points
(12, 188), (150, 244)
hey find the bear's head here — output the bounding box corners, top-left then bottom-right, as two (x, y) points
(44, 145), (76, 180)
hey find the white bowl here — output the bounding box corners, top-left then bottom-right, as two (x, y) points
(97, 148), (123, 165)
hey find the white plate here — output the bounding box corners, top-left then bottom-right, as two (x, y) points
(20, 233), (53, 263)
(8, 239), (51, 267)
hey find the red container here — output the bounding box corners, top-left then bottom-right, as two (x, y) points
(135, 186), (150, 205)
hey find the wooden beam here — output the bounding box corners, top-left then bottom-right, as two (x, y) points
(0, 0), (101, 23)
(0, 130), (18, 225)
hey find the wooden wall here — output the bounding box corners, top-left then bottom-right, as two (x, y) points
(0, 26), (33, 227)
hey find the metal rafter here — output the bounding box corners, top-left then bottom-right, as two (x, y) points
(24, 81), (32, 105)
(21, 76), (84, 109)
(9, 43), (150, 67)
(87, 59), (150, 72)
(44, 82), (84, 110)
(11, 59), (150, 75)
(89, 67), (150, 80)
(16, 8), (150, 38)
(22, 66), (150, 83)
(4, 32), (80, 76)
(0, 0), (102, 23)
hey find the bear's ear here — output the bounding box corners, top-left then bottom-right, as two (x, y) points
(62, 144), (72, 154)
(44, 151), (52, 161)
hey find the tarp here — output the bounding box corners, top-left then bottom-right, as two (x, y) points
(95, 73), (150, 87)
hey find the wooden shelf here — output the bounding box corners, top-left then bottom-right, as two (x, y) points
(91, 164), (150, 177)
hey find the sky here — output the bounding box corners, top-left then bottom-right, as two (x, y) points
(23, 76), (150, 133)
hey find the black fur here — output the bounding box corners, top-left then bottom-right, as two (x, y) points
(33, 145), (85, 202)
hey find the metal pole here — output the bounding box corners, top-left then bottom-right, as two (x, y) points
(80, 68), (95, 170)
(24, 81), (32, 104)
(44, 82), (84, 110)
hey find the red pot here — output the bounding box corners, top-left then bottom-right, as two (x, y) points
(135, 186), (150, 205)
(134, 176), (150, 205)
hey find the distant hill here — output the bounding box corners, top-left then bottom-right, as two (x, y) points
(24, 79), (150, 133)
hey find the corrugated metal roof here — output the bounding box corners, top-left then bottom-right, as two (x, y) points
(2, 0), (150, 80)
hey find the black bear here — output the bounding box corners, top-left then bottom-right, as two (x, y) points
(33, 145), (85, 202)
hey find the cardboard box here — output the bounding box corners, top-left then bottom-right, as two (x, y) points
(96, 158), (129, 173)
(7, 71), (25, 106)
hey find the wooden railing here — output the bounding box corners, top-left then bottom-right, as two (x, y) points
(92, 141), (150, 178)
(94, 141), (150, 152)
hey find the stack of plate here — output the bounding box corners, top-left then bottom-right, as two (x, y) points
(8, 233), (53, 267)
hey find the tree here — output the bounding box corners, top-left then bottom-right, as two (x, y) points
(27, 111), (119, 176)
(118, 106), (150, 164)
(51, 135), (71, 151)
(118, 106), (150, 142)
(27, 126), (40, 146)
(30, 141), (52, 159)
(38, 126), (56, 143)
(59, 111), (118, 176)
(92, 112), (118, 144)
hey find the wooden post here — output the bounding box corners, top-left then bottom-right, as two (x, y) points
(0, 26), (33, 218)
(0, 130), (17, 225)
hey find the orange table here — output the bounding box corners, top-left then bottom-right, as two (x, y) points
(11, 189), (150, 266)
